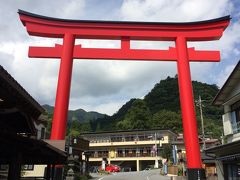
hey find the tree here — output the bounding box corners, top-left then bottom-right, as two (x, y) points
(161, 144), (173, 160)
(117, 99), (152, 130)
(150, 110), (182, 132)
(116, 119), (132, 130)
(144, 77), (180, 113)
(68, 120), (81, 138)
(79, 121), (92, 133)
(68, 129), (80, 138)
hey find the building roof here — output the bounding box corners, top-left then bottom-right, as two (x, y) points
(201, 152), (216, 164)
(80, 129), (177, 137)
(0, 131), (67, 164)
(212, 60), (240, 105)
(0, 65), (45, 134)
(0, 66), (67, 167)
(206, 139), (240, 161)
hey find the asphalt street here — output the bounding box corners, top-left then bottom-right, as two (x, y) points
(90, 169), (172, 180)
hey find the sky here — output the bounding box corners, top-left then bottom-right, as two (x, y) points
(0, 0), (239, 115)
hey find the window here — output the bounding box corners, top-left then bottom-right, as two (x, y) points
(40, 127), (45, 139)
(231, 100), (240, 133)
(235, 107), (240, 122)
(232, 100), (240, 122)
(0, 165), (8, 170)
(22, 165), (34, 170)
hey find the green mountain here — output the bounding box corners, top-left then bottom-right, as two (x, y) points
(88, 76), (223, 138)
(43, 76), (223, 138)
(144, 76), (222, 119)
(42, 104), (54, 114)
(85, 98), (137, 132)
(42, 104), (106, 123)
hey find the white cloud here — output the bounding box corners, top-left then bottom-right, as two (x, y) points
(215, 64), (235, 87)
(70, 98), (126, 115)
(120, 0), (232, 21)
(0, 0), (239, 115)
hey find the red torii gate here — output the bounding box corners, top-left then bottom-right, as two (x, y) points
(19, 10), (230, 179)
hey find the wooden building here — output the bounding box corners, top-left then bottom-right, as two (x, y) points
(0, 65), (67, 180)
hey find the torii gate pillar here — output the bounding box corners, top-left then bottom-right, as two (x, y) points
(19, 10), (230, 179)
(50, 33), (75, 140)
(176, 36), (203, 173)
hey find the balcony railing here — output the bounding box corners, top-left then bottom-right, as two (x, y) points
(88, 133), (162, 143)
(90, 137), (156, 143)
(89, 150), (161, 158)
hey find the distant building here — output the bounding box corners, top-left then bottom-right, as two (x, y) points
(67, 137), (90, 176)
(206, 60), (240, 179)
(172, 133), (220, 176)
(81, 129), (177, 171)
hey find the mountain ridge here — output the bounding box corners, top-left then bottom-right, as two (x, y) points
(43, 76), (223, 138)
(86, 76), (223, 137)
(42, 104), (107, 123)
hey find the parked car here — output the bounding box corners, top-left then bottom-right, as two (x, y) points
(105, 164), (121, 172)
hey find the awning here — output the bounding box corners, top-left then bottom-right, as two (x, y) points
(216, 153), (240, 161)
(0, 65), (45, 134)
(0, 131), (67, 164)
(206, 140), (240, 162)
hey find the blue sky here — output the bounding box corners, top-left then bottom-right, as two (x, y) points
(0, 0), (239, 115)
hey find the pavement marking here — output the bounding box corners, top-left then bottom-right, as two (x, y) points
(146, 176), (150, 180)
(98, 177), (104, 180)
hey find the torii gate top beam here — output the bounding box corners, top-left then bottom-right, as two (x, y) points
(19, 10), (229, 41)
(18, 10), (230, 62)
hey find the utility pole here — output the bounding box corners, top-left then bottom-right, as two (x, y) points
(197, 95), (206, 150)
(154, 132), (159, 168)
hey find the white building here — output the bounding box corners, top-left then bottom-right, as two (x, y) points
(206, 60), (240, 180)
(81, 129), (177, 172)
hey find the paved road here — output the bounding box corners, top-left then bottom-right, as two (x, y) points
(90, 169), (171, 180)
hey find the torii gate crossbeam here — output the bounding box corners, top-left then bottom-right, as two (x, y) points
(19, 10), (230, 179)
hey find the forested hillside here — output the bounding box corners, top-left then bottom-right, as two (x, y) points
(44, 76), (223, 138)
(42, 104), (106, 123)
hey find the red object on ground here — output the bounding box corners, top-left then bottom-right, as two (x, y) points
(19, 10), (230, 171)
(105, 164), (121, 172)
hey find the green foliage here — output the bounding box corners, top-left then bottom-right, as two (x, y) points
(43, 76), (224, 139)
(112, 98), (137, 121)
(91, 98), (137, 131)
(79, 122), (92, 133)
(144, 76), (180, 113)
(68, 120), (81, 138)
(116, 119), (132, 130)
(198, 117), (223, 139)
(42, 104), (106, 124)
(68, 129), (80, 138)
(150, 110), (182, 132)
(143, 76), (223, 138)
(116, 99), (151, 130)
(161, 144), (172, 159)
